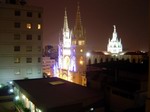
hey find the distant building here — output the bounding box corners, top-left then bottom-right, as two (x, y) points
(13, 77), (104, 112)
(43, 45), (58, 60)
(42, 57), (55, 77)
(86, 51), (148, 65)
(0, 0), (43, 84)
(107, 25), (123, 55)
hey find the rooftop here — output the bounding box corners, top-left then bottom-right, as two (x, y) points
(14, 77), (102, 111)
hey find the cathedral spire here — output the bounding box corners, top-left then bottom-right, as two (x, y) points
(112, 25), (117, 41)
(113, 25), (116, 33)
(74, 2), (83, 32)
(63, 8), (69, 32)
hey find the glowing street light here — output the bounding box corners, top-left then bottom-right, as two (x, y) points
(86, 52), (90, 57)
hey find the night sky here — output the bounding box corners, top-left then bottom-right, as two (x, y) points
(28, 0), (149, 51)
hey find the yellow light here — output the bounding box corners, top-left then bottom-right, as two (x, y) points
(27, 23), (32, 29)
(80, 49), (83, 52)
(38, 24), (41, 29)
(79, 60), (83, 65)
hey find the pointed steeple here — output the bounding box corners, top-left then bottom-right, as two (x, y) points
(112, 25), (117, 41)
(63, 8), (69, 32)
(74, 2), (83, 34)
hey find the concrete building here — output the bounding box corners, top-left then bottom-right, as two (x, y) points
(86, 51), (148, 65)
(13, 77), (104, 112)
(42, 57), (55, 77)
(0, 0), (43, 84)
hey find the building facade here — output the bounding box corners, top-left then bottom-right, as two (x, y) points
(107, 25), (123, 55)
(56, 5), (86, 86)
(0, 0), (43, 84)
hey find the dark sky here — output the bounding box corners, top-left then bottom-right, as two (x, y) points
(28, 0), (149, 51)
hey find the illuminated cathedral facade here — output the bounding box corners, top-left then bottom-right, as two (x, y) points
(107, 25), (123, 55)
(54, 5), (86, 86)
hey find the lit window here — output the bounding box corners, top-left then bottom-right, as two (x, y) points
(14, 46), (20, 51)
(26, 23), (32, 29)
(78, 40), (85, 45)
(79, 60), (83, 65)
(38, 24), (41, 29)
(26, 46), (32, 52)
(80, 49), (83, 52)
(26, 58), (32, 63)
(79, 56), (84, 65)
(14, 57), (20, 63)
(14, 34), (20, 40)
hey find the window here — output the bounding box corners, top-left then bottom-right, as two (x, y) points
(15, 10), (21, 16)
(38, 13), (41, 18)
(72, 40), (76, 45)
(38, 35), (41, 40)
(38, 46), (41, 52)
(37, 24), (41, 29)
(80, 49), (83, 52)
(14, 57), (20, 63)
(14, 46), (20, 51)
(79, 56), (84, 65)
(26, 58), (32, 63)
(14, 34), (20, 40)
(38, 57), (41, 63)
(38, 69), (41, 74)
(14, 22), (21, 28)
(26, 46), (32, 52)
(27, 12), (32, 17)
(14, 69), (20, 75)
(78, 40), (85, 45)
(26, 23), (32, 29)
(26, 34), (32, 40)
(26, 68), (32, 75)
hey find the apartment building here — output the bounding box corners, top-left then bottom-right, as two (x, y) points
(0, 0), (43, 84)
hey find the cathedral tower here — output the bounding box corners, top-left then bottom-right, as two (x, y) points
(57, 4), (86, 86)
(107, 25), (123, 54)
(72, 3), (86, 84)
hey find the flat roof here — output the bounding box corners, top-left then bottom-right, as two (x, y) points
(14, 77), (102, 110)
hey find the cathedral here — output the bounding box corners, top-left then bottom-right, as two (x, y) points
(107, 25), (123, 55)
(54, 5), (86, 86)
